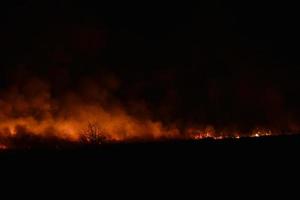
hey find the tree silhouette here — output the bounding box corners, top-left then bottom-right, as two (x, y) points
(80, 123), (107, 145)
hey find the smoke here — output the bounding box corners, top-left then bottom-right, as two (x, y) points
(0, 66), (298, 149)
(1, 23), (300, 148)
(0, 69), (181, 145)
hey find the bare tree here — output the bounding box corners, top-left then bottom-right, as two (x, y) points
(80, 123), (107, 145)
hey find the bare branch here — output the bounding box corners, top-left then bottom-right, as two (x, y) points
(80, 122), (107, 145)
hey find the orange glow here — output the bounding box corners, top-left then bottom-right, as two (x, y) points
(0, 78), (297, 149)
(188, 126), (276, 140)
(0, 144), (7, 150)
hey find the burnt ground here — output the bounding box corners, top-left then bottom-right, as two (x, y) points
(0, 135), (299, 168)
(0, 136), (296, 196)
(0, 134), (299, 190)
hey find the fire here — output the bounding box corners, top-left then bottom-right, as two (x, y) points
(0, 144), (7, 150)
(251, 128), (272, 138)
(0, 77), (297, 149)
(189, 126), (274, 140)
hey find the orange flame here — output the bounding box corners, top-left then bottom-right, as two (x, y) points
(0, 77), (298, 149)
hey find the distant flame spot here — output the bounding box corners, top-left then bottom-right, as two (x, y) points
(9, 127), (16, 135)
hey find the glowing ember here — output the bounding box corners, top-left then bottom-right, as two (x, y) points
(250, 128), (272, 138)
(189, 127), (276, 141)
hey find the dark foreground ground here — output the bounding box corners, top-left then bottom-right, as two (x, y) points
(1, 135), (299, 167)
(1, 136), (297, 195)
(1, 135), (299, 189)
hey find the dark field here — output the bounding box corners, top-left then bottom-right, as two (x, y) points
(1, 135), (299, 166)
(0, 135), (299, 186)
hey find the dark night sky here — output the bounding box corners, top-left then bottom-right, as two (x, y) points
(1, 1), (300, 131)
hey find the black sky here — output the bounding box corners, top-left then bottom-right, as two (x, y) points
(1, 1), (300, 131)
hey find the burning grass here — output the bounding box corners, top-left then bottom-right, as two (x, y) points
(0, 121), (295, 150)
